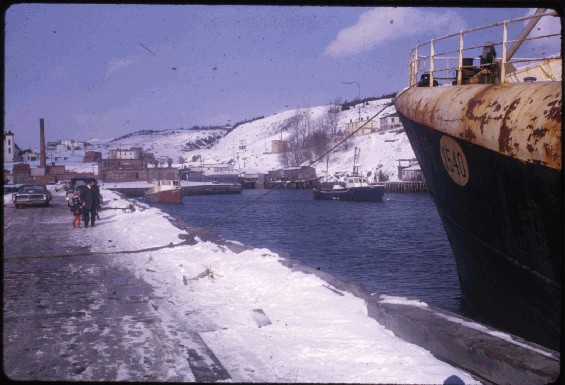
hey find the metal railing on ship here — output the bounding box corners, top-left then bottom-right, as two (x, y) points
(408, 9), (561, 87)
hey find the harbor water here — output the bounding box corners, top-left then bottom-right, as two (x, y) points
(150, 189), (471, 317)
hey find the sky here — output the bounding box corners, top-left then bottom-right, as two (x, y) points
(6, 186), (557, 382)
(3, 3), (560, 146)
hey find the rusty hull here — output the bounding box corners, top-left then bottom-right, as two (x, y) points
(394, 82), (562, 171)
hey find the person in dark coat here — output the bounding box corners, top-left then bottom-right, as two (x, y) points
(92, 179), (102, 220)
(80, 178), (98, 228)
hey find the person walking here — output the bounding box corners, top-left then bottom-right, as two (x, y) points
(80, 178), (98, 228)
(92, 179), (102, 220)
(69, 192), (82, 228)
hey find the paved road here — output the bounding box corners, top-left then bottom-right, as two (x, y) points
(3, 194), (230, 382)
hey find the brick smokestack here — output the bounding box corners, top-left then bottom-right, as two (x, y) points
(39, 118), (46, 168)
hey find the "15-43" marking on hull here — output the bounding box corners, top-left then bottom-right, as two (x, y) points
(440, 135), (469, 186)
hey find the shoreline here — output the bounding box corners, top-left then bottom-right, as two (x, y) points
(122, 191), (560, 385)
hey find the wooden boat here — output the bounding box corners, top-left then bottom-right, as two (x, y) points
(393, 9), (561, 351)
(313, 147), (385, 202)
(145, 180), (182, 204)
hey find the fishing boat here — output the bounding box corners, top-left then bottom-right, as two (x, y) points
(313, 147), (385, 202)
(145, 179), (182, 204)
(394, 9), (561, 351)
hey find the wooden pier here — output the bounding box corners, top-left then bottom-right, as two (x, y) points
(181, 184), (241, 195)
(106, 183), (242, 198)
(385, 181), (428, 192)
(264, 180), (316, 189)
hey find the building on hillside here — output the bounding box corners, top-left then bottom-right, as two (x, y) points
(400, 164), (424, 181)
(99, 149), (179, 182)
(267, 166), (317, 182)
(271, 140), (289, 154)
(99, 161), (178, 183)
(265, 166), (317, 189)
(184, 160), (236, 173)
(183, 160), (238, 183)
(344, 117), (379, 137)
(83, 151), (102, 163)
(20, 149), (38, 162)
(397, 159), (424, 181)
(109, 147), (144, 160)
(380, 112), (403, 131)
(143, 151), (156, 165)
(4, 131), (17, 163)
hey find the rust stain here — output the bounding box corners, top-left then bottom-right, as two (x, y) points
(543, 143), (553, 158)
(465, 98), (489, 134)
(490, 101), (502, 112)
(463, 128), (477, 141)
(544, 99), (562, 123)
(498, 98), (521, 154)
(529, 127), (549, 144)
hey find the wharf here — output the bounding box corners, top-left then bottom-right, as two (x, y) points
(104, 182), (241, 198)
(3, 191), (560, 383)
(181, 183), (241, 195)
(385, 180), (428, 192)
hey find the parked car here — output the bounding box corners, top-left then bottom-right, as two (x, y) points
(12, 184), (53, 208)
(55, 180), (68, 192)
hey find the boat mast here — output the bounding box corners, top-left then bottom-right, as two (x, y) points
(352, 147), (361, 177)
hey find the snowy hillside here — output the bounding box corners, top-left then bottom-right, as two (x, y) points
(188, 99), (414, 181)
(9, 99), (416, 181)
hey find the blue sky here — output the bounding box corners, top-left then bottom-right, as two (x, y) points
(3, 4), (559, 145)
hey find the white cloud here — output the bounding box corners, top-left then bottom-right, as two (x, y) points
(325, 8), (466, 57)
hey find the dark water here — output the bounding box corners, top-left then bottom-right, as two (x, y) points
(150, 189), (471, 316)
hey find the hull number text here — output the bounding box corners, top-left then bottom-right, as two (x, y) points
(440, 135), (469, 186)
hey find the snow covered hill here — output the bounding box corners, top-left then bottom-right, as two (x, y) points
(99, 98), (416, 181)
(10, 98), (417, 182)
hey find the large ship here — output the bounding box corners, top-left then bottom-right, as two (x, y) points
(394, 9), (561, 351)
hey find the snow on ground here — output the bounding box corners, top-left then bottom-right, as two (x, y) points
(8, 186), (479, 383)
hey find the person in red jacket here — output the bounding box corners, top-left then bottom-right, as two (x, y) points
(69, 192), (82, 228)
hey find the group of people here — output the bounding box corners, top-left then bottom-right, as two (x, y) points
(69, 178), (102, 228)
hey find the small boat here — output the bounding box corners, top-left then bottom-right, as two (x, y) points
(145, 179), (182, 204)
(393, 9), (561, 351)
(313, 147), (385, 202)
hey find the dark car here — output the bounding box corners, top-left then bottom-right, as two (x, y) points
(12, 184), (53, 208)
(66, 177), (95, 206)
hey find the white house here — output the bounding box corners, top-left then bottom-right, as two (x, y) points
(344, 117), (379, 137)
(109, 147), (143, 160)
(379, 112), (403, 131)
(20, 150), (38, 162)
(4, 131), (17, 163)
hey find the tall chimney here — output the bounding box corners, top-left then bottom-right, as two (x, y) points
(39, 118), (46, 168)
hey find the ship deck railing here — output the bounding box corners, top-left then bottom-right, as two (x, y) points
(407, 9), (561, 87)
